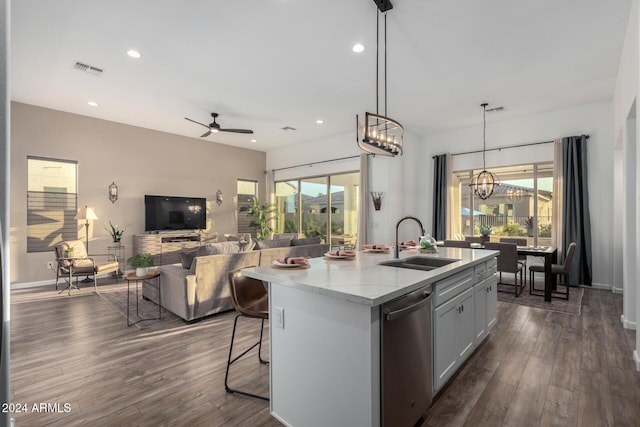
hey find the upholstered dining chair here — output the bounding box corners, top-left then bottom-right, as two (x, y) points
(500, 237), (528, 283)
(529, 242), (577, 300)
(484, 242), (525, 297)
(443, 240), (471, 248)
(225, 268), (269, 401)
(53, 240), (120, 295)
(464, 236), (484, 244)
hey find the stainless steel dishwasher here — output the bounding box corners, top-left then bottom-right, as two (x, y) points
(381, 284), (433, 427)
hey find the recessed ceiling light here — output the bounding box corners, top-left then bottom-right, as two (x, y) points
(126, 49), (142, 59)
(250, 139), (257, 143)
(87, 101), (98, 107)
(352, 43), (365, 53)
(316, 119), (324, 124)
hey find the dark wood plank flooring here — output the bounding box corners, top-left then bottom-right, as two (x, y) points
(9, 282), (639, 426)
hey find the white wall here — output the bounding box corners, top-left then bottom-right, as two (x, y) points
(613, 0), (640, 370)
(418, 101), (614, 288)
(266, 129), (425, 245)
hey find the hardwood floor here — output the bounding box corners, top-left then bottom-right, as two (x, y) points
(9, 283), (640, 426)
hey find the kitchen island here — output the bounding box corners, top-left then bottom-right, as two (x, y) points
(241, 247), (497, 427)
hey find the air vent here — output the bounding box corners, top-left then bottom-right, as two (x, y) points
(281, 126), (297, 131)
(73, 61), (104, 76)
(486, 106), (504, 112)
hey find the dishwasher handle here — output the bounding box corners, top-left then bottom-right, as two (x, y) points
(384, 290), (432, 322)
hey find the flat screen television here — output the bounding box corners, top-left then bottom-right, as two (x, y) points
(144, 195), (206, 232)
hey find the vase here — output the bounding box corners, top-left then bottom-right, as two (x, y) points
(373, 201), (381, 211)
(135, 267), (148, 277)
(112, 241), (122, 247)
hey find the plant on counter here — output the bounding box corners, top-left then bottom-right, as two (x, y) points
(241, 196), (278, 240)
(105, 220), (129, 243)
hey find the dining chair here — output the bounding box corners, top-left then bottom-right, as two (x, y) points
(443, 240), (471, 248)
(225, 268), (270, 401)
(464, 236), (483, 244)
(529, 242), (576, 300)
(500, 237), (528, 284)
(484, 242), (524, 297)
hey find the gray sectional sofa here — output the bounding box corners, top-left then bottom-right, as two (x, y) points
(142, 238), (329, 322)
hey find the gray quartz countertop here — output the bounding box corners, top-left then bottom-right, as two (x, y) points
(241, 247), (497, 307)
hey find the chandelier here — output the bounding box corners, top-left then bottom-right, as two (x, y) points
(469, 103), (499, 200)
(356, 0), (404, 157)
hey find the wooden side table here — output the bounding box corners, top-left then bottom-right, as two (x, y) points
(123, 271), (161, 326)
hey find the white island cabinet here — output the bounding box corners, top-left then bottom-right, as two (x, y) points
(242, 247), (497, 427)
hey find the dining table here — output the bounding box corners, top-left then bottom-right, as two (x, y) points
(516, 246), (558, 302)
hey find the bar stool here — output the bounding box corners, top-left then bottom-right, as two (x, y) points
(443, 240), (471, 248)
(224, 268), (269, 401)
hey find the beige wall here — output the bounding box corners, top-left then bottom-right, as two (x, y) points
(10, 102), (266, 285)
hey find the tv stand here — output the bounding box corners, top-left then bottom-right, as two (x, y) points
(133, 232), (217, 266)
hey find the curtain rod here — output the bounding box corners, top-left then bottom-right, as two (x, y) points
(432, 135), (590, 158)
(268, 155), (362, 173)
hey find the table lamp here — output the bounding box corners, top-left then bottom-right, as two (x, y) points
(75, 205), (98, 253)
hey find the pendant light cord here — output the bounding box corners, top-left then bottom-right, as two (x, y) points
(376, 10), (379, 115)
(481, 103), (488, 169)
(384, 12), (387, 117)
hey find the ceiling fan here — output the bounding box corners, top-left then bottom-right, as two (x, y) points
(184, 112), (254, 137)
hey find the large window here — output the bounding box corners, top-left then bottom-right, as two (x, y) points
(27, 157), (77, 253)
(274, 172), (359, 247)
(455, 162), (553, 247)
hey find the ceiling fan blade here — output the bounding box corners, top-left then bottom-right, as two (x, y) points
(220, 128), (254, 134)
(185, 117), (210, 129)
(200, 130), (212, 138)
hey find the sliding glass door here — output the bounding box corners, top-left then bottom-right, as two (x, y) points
(274, 172), (359, 246)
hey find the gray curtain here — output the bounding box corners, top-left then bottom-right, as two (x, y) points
(562, 135), (592, 286)
(432, 154), (447, 240)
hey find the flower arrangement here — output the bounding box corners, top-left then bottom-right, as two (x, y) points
(371, 192), (383, 210)
(105, 221), (128, 243)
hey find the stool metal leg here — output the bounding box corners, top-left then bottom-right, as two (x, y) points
(224, 314), (269, 401)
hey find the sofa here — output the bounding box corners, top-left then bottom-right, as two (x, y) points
(142, 238), (329, 322)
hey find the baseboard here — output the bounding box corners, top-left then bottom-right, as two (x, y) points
(621, 314), (637, 330)
(590, 282), (612, 291)
(634, 350), (640, 372)
(11, 272), (119, 290)
(611, 287), (624, 294)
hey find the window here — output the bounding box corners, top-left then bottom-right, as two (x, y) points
(274, 172), (359, 247)
(237, 179), (258, 236)
(455, 162), (553, 247)
(27, 157), (77, 253)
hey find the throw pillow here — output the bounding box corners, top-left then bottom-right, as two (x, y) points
(256, 238), (292, 250)
(291, 237), (321, 246)
(179, 249), (198, 269)
(196, 241), (242, 256)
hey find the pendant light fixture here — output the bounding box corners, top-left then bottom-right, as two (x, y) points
(356, 0), (404, 157)
(469, 103), (499, 200)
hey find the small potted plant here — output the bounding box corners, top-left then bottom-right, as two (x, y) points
(479, 224), (492, 244)
(63, 246), (75, 258)
(105, 221), (128, 246)
(127, 252), (154, 277)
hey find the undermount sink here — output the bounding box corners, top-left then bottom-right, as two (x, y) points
(379, 256), (459, 271)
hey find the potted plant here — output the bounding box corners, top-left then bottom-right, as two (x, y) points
(105, 221), (128, 246)
(127, 252), (154, 277)
(524, 217), (534, 237)
(241, 196), (278, 240)
(371, 192), (383, 211)
(479, 224), (492, 244)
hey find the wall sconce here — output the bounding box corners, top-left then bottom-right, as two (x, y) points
(216, 189), (223, 206)
(109, 182), (118, 203)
